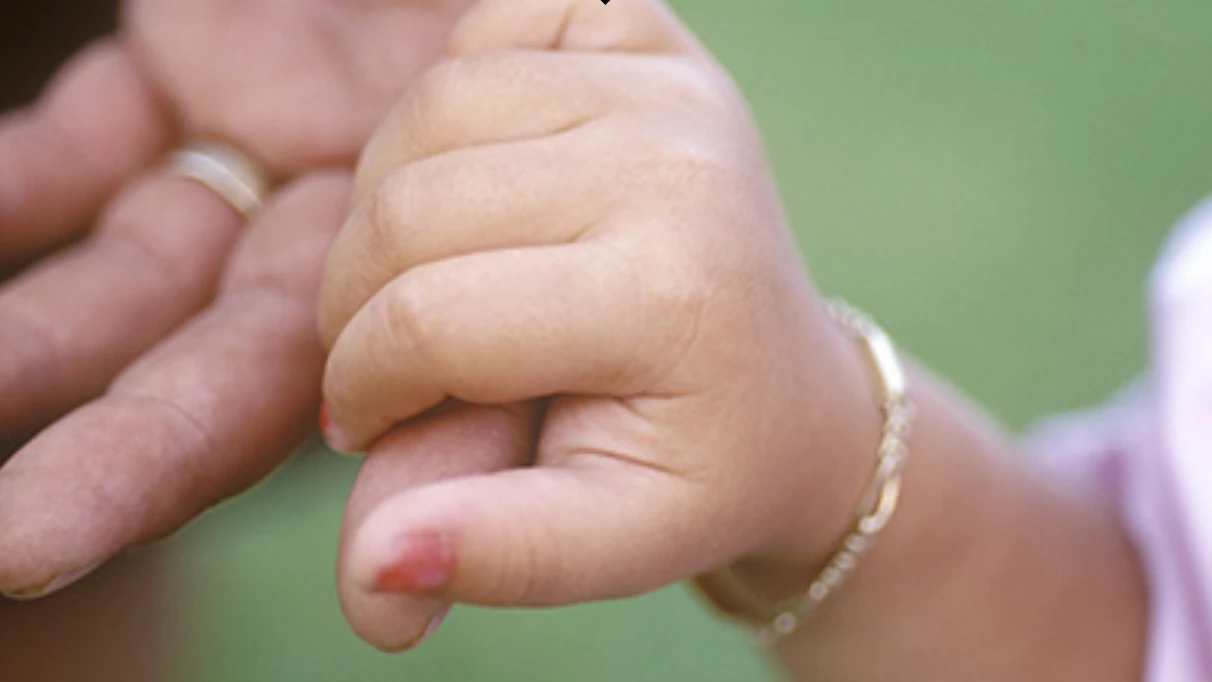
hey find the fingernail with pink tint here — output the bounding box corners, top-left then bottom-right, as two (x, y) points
(319, 405), (358, 455)
(369, 533), (453, 594)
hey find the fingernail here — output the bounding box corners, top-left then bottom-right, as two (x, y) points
(424, 610), (449, 639)
(415, 609), (449, 647)
(1, 562), (101, 601)
(320, 407), (359, 455)
(391, 608), (451, 652)
(370, 533), (453, 594)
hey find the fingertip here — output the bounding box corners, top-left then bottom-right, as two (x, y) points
(0, 40), (171, 258)
(366, 532), (454, 595)
(348, 488), (461, 596)
(336, 404), (533, 649)
(320, 338), (437, 456)
(348, 496), (411, 591)
(361, 605), (452, 654)
(318, 405), (359, 456)
(321, 423), (363, 458)
(318, 368), (368, 455)
(339, 532), (459, 653)
(0, 561), (102, 602)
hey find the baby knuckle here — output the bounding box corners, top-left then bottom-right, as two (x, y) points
(638, 256), (708, 329)
(367, 166), (428, 253)
(653, 58), (738, 115)
(378, 278), (458, 379)
(361, 183), (405, 267)
(665, 278), (708, 336)
(379, 283), (435, 358)
(640, 133), (733, 195)
(616, 248), (714, 388)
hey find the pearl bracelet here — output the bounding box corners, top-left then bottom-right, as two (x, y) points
(706, 300), (914, 645)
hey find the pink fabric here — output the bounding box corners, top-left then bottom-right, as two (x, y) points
(1025, 199), (1212, 681)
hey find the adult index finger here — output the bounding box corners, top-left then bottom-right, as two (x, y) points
(0, 41), (171, 261)
(0, 173), (348, 598)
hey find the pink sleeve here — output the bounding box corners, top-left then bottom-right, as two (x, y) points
(1024, 200), (1212, 681)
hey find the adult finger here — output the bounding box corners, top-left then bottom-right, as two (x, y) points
(321, 128), (624, 346)
(0, 173), (244, 441)
(338, 402), (538, 651)
(347, 442), (716, 607)
(0, 40), (172, 261)
(0, 173), (351, 598)
(447, 0), (699, 58)
(323, 240), (699, 450)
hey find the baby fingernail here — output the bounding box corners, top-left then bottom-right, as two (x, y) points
(370, 533), (452, 594)
(1, 562), (101, 601)
(320, 406), (358, 455)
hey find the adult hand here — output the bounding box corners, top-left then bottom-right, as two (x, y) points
(318, 0), (880, 650)
(0, 0), (472, 598)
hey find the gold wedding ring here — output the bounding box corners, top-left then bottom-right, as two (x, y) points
(167, 141), (270, 218)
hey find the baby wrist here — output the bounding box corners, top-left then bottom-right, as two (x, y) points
(696, 300), (914, 645)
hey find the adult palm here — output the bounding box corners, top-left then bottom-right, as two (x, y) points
(0, 0), (489, 626)
(127, 0), (472, 174)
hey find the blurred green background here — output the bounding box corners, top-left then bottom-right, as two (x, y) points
(175, 1), (1212, 680)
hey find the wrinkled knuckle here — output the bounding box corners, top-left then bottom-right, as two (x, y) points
(498, 525), (546, 605)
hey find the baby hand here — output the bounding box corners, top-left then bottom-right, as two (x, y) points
(318, 0), (877, 629)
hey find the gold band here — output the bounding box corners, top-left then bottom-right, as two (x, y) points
(705, 300), (914, 645)
(166, 141), (270, 218)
